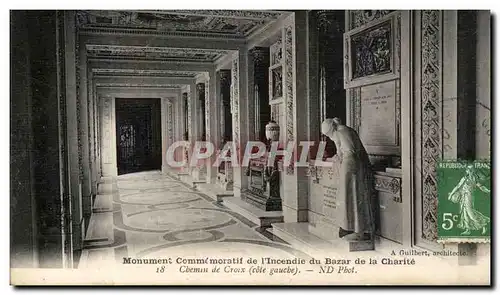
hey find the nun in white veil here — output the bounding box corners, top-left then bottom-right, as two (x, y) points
(321, 118), (375, 241)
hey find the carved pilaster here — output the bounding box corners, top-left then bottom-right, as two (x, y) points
(284, 25), (295, 175)
(350, 87), (361, 133)
(167, 100), (174, 144)
(75, 16), (83, 181)
(420, 10), (442, 242)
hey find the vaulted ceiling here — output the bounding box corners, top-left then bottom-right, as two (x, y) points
(77, 10), (286, 39)
(86, 10), (288, 93)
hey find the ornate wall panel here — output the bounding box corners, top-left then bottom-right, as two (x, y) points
(346, 11), (401, 158)
(284, 25), (295, 175)
(420, 10), (442, 242)
(349, 10), (394, 30)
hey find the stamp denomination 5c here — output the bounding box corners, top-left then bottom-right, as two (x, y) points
(437, 160), (491, 243)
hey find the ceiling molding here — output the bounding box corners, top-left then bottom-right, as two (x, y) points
(95, 83), (183, 88)
(97, 87), (181, 98)
(79, 32), (245, 50)
(92, 68), (203, 78)
(76, 10), (285, 39)
(88, 59), (215, 72)
(141, 10), (285, 20)
(94, 76), (193, 86)
(86, 44), (230, 62)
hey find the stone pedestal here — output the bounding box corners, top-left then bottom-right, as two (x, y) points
(216, 161), (233, 191)
(191, 165), (207, 182)
(308, 162), (376, 252)
(308, 217), (374, 252)
(223, 197), (283, 228)
(242, 158), (282, 211)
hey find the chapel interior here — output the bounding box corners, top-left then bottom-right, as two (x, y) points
(10, 10), (491, 269)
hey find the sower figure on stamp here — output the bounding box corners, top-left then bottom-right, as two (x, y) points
(321, 118), (375, 242)
(448, 164), (490, 235)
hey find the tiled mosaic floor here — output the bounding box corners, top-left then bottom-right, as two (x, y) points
(79, 171), (309, 269)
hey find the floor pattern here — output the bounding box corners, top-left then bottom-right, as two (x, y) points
(79, 171), (309, 269)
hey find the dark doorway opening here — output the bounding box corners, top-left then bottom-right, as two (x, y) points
(115, 98), (162, 175)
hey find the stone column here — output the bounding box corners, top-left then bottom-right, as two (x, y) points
(475, 11), (491, 160)
(192, 82), (207, 181)
(64, 10), (84, 255)
(219, 70), (233, 145)
(188, 83), (197, 141)
(197, 82), (206, 141)
(315, 11), (345, 157)
(206, 70), (218, 183)
(173, 91), (182, 142)
(215, 70), (234, 190)
(281, 12), (310, 222)
(161, 98), (167, 172)
(173, 91), (184, 167)
(161, 98), (175, 173)
(231, 50), (250, 198)
(181, 92), (188, 141)
(78, 36), (92, 225)
(87, 70), (97, 200)
(100, 96), (117, 177)
(24, 11), (73, 268)
(412, 11), (489, 262)
(250, 47), (271, 142)
(187, 84), (196, 174)
(94, 84), (101, 179)
(10, 10), (38, 268)
(442, 10), (489, 264)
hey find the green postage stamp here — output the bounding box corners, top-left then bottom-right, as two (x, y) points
(437, 160), (491, 243)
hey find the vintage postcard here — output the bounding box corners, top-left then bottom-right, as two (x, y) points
(9, 9), (492, 286)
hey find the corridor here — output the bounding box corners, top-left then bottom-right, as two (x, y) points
(79, 171), (309, 269)
(9, 10), (491, 285)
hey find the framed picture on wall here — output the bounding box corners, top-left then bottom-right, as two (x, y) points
(343, 12), (400, 89)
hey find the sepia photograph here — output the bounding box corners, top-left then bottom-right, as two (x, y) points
(8, 5), (493, 286)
